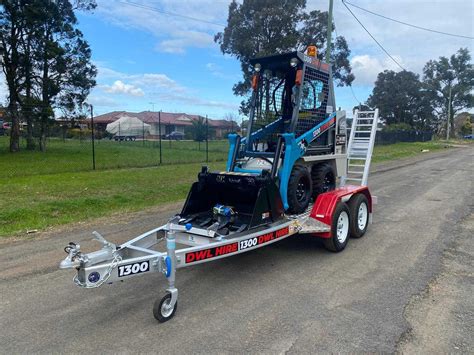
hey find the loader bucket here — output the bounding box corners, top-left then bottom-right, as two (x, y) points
(180, 168), (284, 233)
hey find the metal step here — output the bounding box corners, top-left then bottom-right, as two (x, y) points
(348, 170), (363, 174)
(349, 164), (365, 167)
(345, 177), (362, 182)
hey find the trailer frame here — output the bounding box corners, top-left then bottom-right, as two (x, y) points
(60, 184), (373, 322)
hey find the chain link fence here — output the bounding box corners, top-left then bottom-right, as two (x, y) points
(0, 118), (233, 175)
(1, 118), (433, 175)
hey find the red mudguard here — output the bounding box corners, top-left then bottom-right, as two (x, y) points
(309, 185), (372, 238)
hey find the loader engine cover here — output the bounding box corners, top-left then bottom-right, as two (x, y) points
(180, 170), (285, 231)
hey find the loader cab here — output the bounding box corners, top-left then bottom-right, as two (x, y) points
(245, 51), (334, 157)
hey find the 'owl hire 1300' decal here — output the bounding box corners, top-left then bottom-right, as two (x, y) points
(185, 226), (290, 264)
(312, 116), (335, 139)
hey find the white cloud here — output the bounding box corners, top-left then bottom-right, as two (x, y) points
(104, 80), (145, 96)
(87, 95), (123, 108)
(205, 62), (240, 81)
(93, 65), (239, 111)
(350, 54), (402, 86)
(134, 73), (185, 93)
(94, 0), (227, 54)
(157, 31), (214, 54)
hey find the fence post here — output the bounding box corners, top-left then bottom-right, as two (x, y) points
(158, 110), (162, 164)
(206, 115), (209, 163)
(90, 105), (96, 170)
(142, 120), (145, 146)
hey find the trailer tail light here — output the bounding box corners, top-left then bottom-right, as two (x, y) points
(251, 74), (259, 90)
(295, 69), (303, 86)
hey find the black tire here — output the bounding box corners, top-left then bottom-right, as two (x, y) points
(349, 193), (369, 238)
(311, 163), (336, 199)
(153, 293), (177, 323)
(287, 164), (313, 214)
(323, 202), (350, 252)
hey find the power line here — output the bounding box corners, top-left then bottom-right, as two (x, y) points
(342, 0), (406, 71)
(345, 0), (474, 40)
(349, 85), (361, 105)
(121, 1), (226, 27)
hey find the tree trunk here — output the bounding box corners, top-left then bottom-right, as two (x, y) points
(39, 116), (47, 152)
(39, 32), (50, 153)
(24, 37), (36, 150)
(9, 102), (21, 152)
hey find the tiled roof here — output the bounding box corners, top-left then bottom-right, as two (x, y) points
(92, 111), (237, 129)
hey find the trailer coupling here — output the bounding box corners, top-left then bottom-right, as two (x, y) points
(60, 232), (117, 270)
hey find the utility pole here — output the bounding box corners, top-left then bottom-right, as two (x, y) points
(326, 0), (336, 112)
(446, 85), (451, 140)
(325, 0), (334, 64)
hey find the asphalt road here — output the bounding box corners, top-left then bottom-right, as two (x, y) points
(1, 146), (472, 353)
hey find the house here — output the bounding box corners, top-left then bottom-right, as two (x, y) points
(92, 111), (238, 139)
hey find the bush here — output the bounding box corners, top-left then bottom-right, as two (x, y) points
(382, 123), (414, 132)
(67, 128), (91, 139)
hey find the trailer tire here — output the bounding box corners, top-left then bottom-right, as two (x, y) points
(153, 293), (177, 323)
(349, 194), (369, 238)
(311, 163), (336, 199)
(287, 164), (313, 214)
(323, 202), (350, 252)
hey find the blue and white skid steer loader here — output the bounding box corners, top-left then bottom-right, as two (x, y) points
(179, 49), (348, 234)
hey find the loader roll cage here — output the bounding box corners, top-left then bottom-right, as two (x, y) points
(242, 51), (335, 157)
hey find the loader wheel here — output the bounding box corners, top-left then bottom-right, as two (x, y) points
(323, 202), (350, 252)
(153, 293), (177, 323)
(349, 194), (369, 238)
(311, 163), (336, 199)
(287, 164), (312, 214)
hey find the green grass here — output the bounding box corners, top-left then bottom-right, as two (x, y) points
(0, 136), (229, 178)
(0, 138), (456, 238)
(371, 141), (450, 163)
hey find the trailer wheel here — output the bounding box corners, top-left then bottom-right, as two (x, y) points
(287, 164), (313, 214)
(323, 202), (350, 252)
(311, 163), (336, 199)
(153, 293), (177, 323)
(349, 194), (369, 238)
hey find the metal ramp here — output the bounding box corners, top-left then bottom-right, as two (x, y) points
(341, 109), (379, 186)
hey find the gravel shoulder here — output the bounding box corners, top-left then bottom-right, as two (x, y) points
(397, 213), (474, 353)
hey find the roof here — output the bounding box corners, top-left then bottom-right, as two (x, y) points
(93, 111), (237, 129)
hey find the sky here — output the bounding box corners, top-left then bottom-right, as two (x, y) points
(2, 0), (473, 119)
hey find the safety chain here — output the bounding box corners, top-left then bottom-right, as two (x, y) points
(73, 253), (123, 289)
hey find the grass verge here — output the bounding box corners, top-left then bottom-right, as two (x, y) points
(0, 140), (461, 238)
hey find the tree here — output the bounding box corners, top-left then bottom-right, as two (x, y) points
(224, 112), (239, 133)
(0, 1), (27, 152)
(367, 70), (434, 130)
(190, 117), (208, 142)
(32, 0), (97, 151)
(454, 112), (473, 137)
(423, 48), (474, 137)
(0, 0), (96, 152)
(215, 0), (354, 114)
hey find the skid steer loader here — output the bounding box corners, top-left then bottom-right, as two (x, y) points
(179, 47), (348, 235)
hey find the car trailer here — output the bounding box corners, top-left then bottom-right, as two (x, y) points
(60, 47), (380, 322)
(59, 109), (378, 323)
(60, 183), (374, 322)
